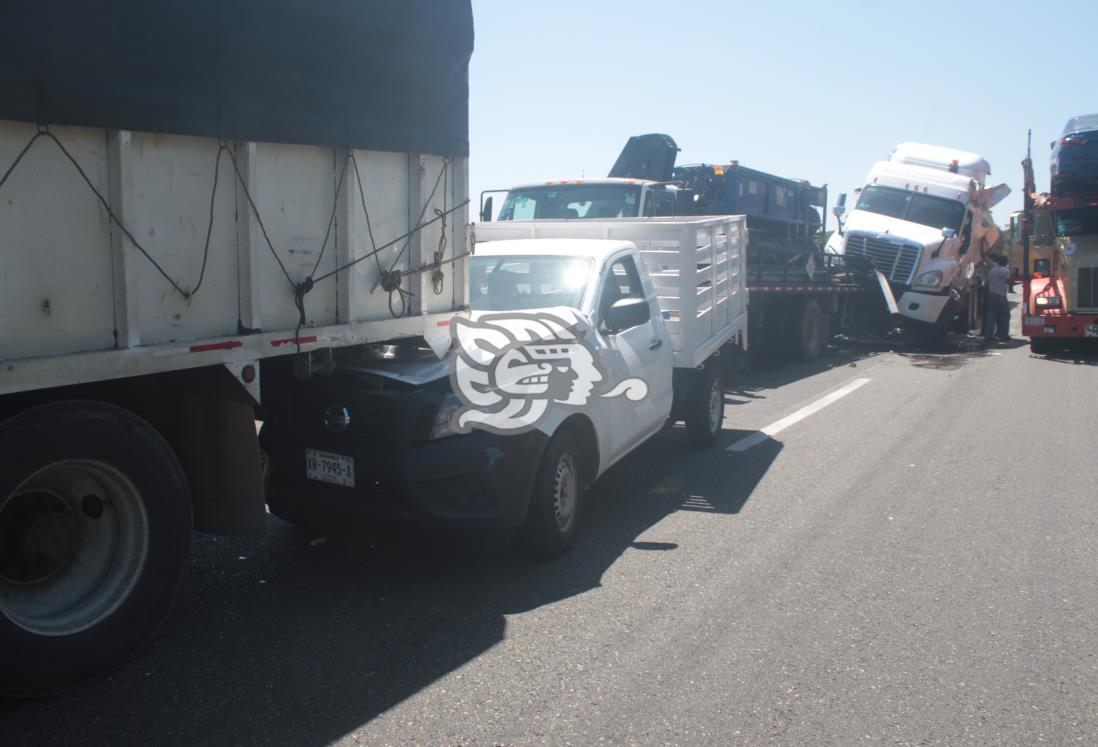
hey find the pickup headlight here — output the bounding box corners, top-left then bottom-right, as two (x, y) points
(911, 270), (944, 291)
(428, 394), (463, 440)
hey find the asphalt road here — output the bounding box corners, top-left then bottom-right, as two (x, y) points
(4, 327), (1098, 745)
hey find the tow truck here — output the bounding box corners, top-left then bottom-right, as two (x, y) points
(1018, 133), (1098, 353)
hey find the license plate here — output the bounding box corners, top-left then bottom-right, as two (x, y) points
(1024, 316), (1043, 327)
(305, 449), (355, 487)
(1087, 325), (1098, 338)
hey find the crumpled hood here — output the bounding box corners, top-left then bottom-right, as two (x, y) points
(354, 306), (593, 387)
(345, 355), (453, 386)
(841, 210), (950, 250)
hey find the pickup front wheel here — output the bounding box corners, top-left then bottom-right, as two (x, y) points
(685, 365), (724, 448)
(520, 431), (584, 557)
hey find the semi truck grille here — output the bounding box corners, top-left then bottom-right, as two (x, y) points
(1078, 267), (1098, 310)
(844, 233), (921, 285)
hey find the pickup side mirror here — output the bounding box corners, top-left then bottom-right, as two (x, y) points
(479, 195), (494, 223)
(605, 297), (650, 333)
(941, 227), (956, 239)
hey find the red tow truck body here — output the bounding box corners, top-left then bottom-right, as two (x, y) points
(1019, 141), (1098, 350)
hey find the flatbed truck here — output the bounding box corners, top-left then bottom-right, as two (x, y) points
(482, 134), (897, 362)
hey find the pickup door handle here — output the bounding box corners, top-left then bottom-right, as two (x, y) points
(649, 338), (663, 350)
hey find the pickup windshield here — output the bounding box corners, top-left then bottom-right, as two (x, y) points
(470, 256), (592, 311)
(498, 184), (641, 220)
(855, 185), (966, 231)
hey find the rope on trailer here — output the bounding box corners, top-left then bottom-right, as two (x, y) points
(432, 159), (450, 295)
(0, 126), (227, 299)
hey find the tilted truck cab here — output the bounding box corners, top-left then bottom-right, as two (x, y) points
(828, 142), (1009, 334)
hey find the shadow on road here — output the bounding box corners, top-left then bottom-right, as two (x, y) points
(1030, 342), (1098, 366)
(0, 427), (782, 746)
(729, 342), (882, 406)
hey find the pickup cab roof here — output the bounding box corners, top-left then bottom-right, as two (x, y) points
(474, 237), (634, 263)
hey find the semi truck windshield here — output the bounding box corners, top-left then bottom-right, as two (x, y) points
(498, 184), (641, 220)
(855, 185), (966, 231)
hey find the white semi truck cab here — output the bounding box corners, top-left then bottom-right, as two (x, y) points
(828, 142), (1009, 332)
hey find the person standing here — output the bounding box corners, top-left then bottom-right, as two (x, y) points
(984, 255), (1012, 341)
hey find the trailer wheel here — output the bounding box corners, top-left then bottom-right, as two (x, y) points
(786, 298), (827, 361)
(685, 364), (724, 448)
(0, 401), (192, 698)
(520, 430), (585, 557)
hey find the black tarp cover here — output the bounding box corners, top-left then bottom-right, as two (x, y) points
(0, 0), (473, 156)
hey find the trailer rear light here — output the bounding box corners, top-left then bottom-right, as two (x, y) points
(1060, 136), (1088, 146)
(1035, 296), (1062, 309)
(241, 364), (257, 383)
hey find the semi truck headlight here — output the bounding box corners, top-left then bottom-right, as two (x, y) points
(1035, 295), (1062, 309)
(429, 394), (463, 440)
(911, 270), (944, 290)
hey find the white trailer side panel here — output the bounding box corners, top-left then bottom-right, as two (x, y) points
(1, 124), (117, 360)
(0, 120), (469, 395)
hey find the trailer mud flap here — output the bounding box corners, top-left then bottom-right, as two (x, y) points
(178, 367), (267, 537)
(875, 270), (899, 315)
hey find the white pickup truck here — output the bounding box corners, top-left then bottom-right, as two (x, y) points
(262, 216), (748, 555)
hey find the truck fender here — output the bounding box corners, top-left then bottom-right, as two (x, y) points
(538, 411), (601, 487)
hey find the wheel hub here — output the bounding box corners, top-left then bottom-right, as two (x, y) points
(707, 379), (722, 432)
(552, 455), (577, 532)
(0, 460), (149, 637)
(0, 491), (78, 586)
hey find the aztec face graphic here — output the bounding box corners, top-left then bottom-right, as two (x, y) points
(449, 310), (647, 434)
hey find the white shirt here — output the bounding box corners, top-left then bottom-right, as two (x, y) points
(988, 266), (1010, 296)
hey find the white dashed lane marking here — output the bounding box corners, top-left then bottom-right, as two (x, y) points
(725, 377), (872, 452)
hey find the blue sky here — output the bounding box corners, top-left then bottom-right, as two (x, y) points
(469, 0), (1096, 223)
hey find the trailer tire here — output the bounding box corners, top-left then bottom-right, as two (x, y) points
(685, 364), (724, 448)
(1029, 337), (1053, 355)
(0, 401), (192, 698)
(520, 430), (585, 557)
(787, 298), (827, 361)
